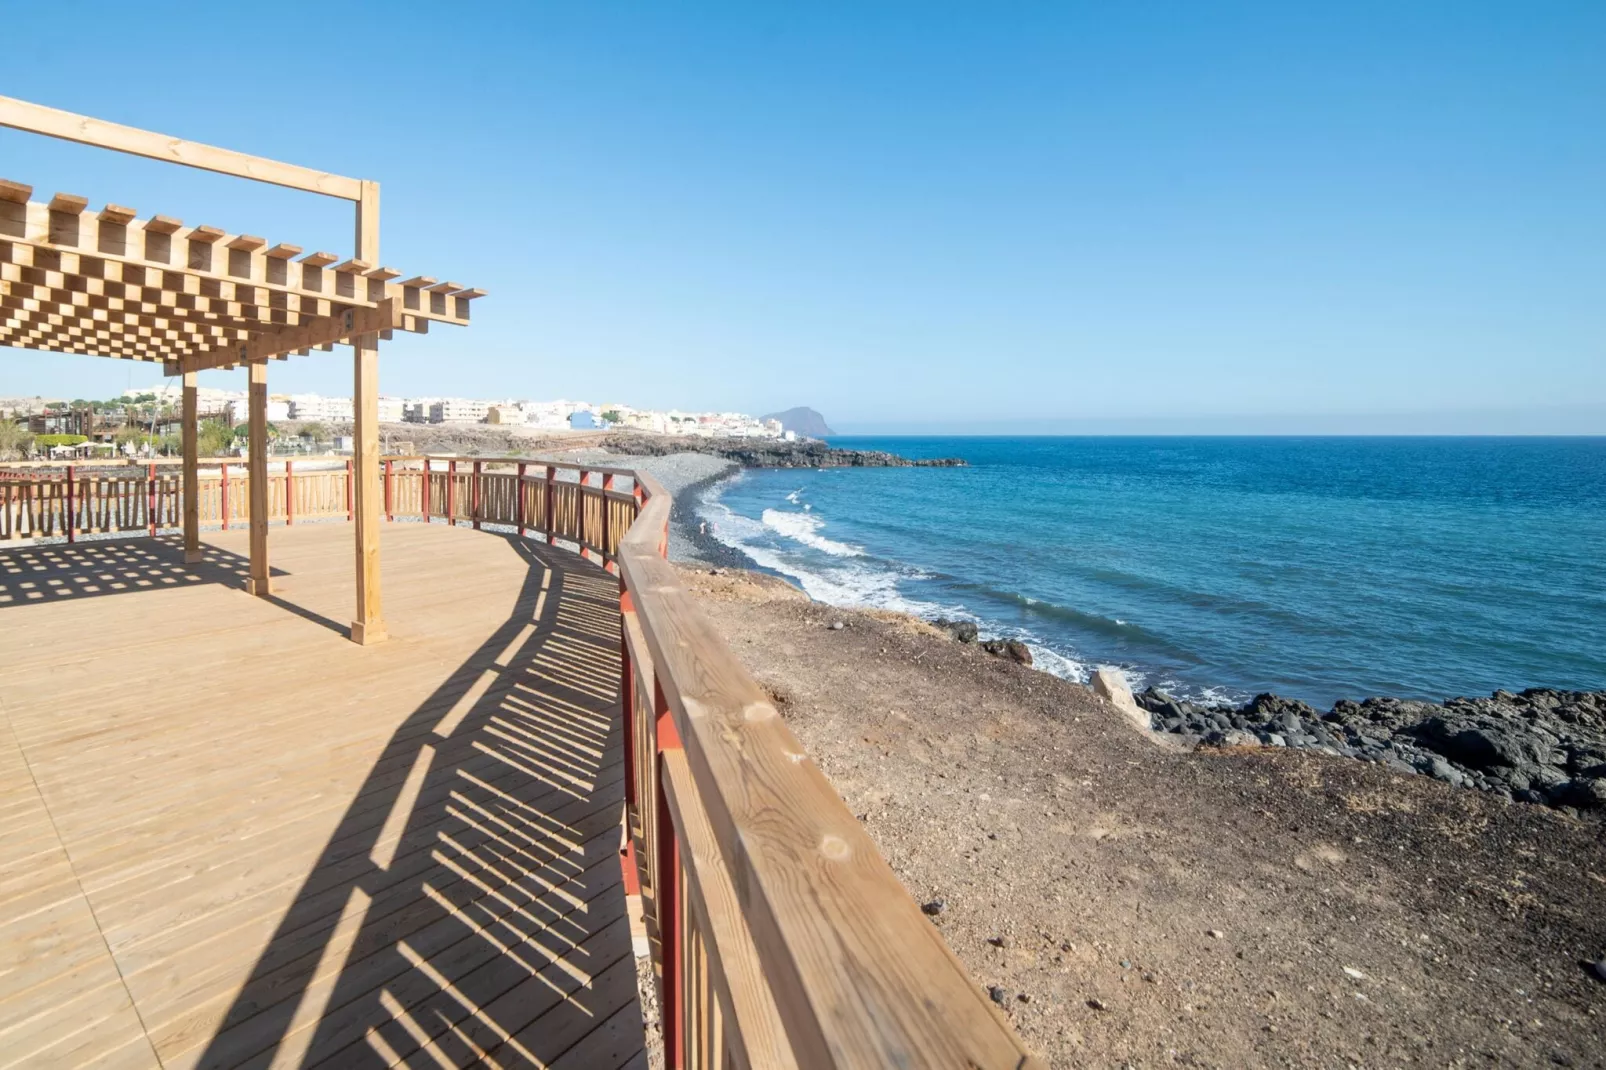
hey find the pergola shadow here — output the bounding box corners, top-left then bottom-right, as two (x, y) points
(0, 536), (280, 610)
(187, 535), (646, 1069)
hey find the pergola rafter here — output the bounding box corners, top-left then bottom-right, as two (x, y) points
(0, 93), (483, 645)
(0, 180), (482, 373)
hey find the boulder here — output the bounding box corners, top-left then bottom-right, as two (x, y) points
(1092, 668), (1151, 734)
(1548, 778), (1606, 811)
(978, 639), (1032, 665)
(932, 618), (979, 644)
(1414, 716), (1546, 770)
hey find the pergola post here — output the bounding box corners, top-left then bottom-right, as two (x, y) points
(350, 179), (387, 645)
(246, 360), (270, 596)
(181, 370), (201, 563)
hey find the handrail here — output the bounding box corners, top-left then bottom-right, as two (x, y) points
(0, 455), (1042, 1068)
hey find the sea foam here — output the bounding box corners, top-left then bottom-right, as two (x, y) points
(760, 508), (864, 557)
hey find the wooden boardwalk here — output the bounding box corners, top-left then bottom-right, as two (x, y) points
(0, 522), (646, 1069)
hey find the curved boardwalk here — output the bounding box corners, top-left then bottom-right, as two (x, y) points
(0, 522), (645, 1068)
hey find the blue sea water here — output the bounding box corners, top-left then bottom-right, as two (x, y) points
(696, 437), (1606, 708)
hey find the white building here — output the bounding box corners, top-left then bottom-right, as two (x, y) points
(377, 396), (405, 423)
(429, 398), (490, 424)
(287, 394), (354, 422)
(224, 398), (291, 423)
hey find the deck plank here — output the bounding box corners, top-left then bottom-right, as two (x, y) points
(0, 523), (646, 1068)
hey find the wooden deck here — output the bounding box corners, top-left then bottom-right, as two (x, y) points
(0, 522), (647, 1069)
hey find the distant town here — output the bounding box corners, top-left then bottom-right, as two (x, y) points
(0, 387), (804, 460)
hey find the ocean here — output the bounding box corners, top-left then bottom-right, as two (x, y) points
(694, 436), (1606, 708)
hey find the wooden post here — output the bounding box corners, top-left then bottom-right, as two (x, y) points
(346, 458), (354, 522)
(350, 178), (386, 645)
(655, 679), (685, 1069)
(285, 460), (295, 526)
(447, 460), (457, 526)
(515, 462), (526, 535)
(147, 463), (157, 538)
(220, 463), (229, 531)
(246, 360), (270, 596)
(65, 464), (75, 544)
(383, 459), (393, 521)
(578, 470), (590, 562)
(472, 459), (482, 530)
(602, 473), (615, 571)
(422, 458), (431, 522)
(620, 585), (636, 808)
(181, 370), (201, 562)
(544, 465), (556, 544)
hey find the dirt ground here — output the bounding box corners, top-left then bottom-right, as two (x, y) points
(679, 565), (1606, 1069)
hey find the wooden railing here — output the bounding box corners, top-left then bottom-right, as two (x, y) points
(0, 455), (1041, 1068)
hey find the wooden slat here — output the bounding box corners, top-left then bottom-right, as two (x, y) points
(0, 523), (646, 1069)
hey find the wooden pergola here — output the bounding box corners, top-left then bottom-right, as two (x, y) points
(0, 94), (482, 644)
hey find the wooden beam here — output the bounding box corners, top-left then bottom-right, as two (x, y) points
(0, 94), (364, 201)
(170, 299), (401, 374)
(246, 361), (270, 597)
(350, 178), (386, 645)
(181, 371), (201, 563)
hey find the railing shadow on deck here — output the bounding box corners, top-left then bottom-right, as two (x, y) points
(188, 534), (646, 1070)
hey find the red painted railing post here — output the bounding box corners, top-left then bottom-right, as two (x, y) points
(516, 462), (526, 536)
(601, 473), (615, 572)
(620, 586), (636, 809)
(422, 458), (432, 522)
(220, 463), (230, 531)
(65, 464), (75, 544)
(544, 465), (556, 545)
(384, 459), (393, 522)
(447, 460), (457, 526)
(285, 460), (294, 526)
(346, 458), (354, 522)
(147, 463), (157, 537)
(472, 460), (482, 530)
(578, 470), (591, 562)
(655, 678), (685, 1070)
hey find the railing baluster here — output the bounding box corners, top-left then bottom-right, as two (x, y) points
(285, 460), (294, 526)
(472, 459), (482, 530)
(516, 462), (526, 535)
(544, 464), (556, 545)
(656, 674), (685, 1070)
(65, 464), (75, 544)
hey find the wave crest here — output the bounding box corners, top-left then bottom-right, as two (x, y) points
(760, 508), (864, 557)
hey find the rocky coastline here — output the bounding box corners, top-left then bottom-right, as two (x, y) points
(602, 433), (965, 469)
(1135, 685), (1606, 811)
(628, 444), (1604, 820)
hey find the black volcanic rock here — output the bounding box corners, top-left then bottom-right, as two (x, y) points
(603, 433), (964, 469)
(1138, 683), (1606, 813)
(760, 406), (835, 438)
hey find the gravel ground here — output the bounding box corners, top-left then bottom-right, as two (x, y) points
(681, 566), (1606, 1069)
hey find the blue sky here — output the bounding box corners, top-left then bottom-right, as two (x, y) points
(2, 2), (1602, 432)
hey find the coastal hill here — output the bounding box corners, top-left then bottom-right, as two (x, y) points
(760, 406), (835, 438)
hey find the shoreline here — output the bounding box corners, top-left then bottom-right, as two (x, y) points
(663, 463), (1606, 813)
